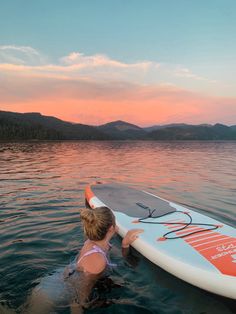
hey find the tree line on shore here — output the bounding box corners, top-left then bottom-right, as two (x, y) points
(1, 110), (236, 141)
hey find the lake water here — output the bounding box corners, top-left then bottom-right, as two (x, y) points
(0, 141), (236, 314)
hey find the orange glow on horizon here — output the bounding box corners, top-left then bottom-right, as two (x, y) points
(1, 92), (236, 127)
(1, 70), (236, 126)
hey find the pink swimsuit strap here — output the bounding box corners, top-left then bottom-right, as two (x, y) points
(77, 244), (116, 267)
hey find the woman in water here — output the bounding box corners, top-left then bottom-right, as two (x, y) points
(26, 206), (143, 314)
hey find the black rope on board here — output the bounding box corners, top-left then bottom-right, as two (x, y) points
(136, 203), (220, 240)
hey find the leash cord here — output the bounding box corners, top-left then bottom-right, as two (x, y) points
(137, 206), (219, 240)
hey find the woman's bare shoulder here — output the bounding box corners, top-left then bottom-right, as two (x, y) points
(78, 252), (106, 275)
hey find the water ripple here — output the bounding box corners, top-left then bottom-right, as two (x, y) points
(0, 141), (236, 313)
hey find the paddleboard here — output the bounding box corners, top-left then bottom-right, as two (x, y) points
(85, 182), (236, 299)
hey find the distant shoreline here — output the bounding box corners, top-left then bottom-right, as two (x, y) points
(1, 110), (236, 141)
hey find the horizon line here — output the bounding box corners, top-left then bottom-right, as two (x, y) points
(0, 109), (235, 128)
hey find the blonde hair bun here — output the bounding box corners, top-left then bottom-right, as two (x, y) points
(80, 206), (115, 241)
(80, 208), (96, 224)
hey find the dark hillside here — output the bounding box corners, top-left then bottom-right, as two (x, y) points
(149, 124), (236, 140)
(98, 120), (147, 139)
(0, 111), (109, 140)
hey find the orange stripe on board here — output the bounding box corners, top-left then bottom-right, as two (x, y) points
(85, 185), (95, 203)
(175, 227), (204, 236)
(176, 226), (204, 232)
(164, 220), (188, 228)
(188, 234), (227, 246)
(184, 231), (217, 241)
(187, 233), (223, 244)
(198, 240), (236, 254)
(166, 224), (187, 229)
(199, 239), (236, 252)
(193, 237), (234, 249)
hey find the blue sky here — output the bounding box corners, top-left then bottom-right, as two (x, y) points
(0, 0), (236, 125)
(1, 0), (235, 63)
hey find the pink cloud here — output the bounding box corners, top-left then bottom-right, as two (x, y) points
(1, 71), (236, 126)
(1, 47), (235, 126)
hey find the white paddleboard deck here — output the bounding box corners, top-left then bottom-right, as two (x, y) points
(85, 183), (236, 299)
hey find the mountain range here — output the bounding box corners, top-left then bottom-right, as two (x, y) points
(1, 110), (236, 140)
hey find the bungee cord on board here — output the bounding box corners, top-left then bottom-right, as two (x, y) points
(136, 202), (220, 240)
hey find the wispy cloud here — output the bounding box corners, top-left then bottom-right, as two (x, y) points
(174, 66), (216, 83)
(60, 52), (155, 69)
(0, 45), (46, 65)
(0, 45), (213, 86)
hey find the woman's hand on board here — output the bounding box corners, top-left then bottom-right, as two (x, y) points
(122, 229), (144, 248)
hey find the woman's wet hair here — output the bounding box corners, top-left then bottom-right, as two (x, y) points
(80, 206), (115, 241)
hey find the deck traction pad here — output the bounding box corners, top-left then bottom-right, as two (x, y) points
(91, 183), (176, 218)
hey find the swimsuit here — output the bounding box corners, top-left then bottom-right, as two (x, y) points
(65, 241), (116, 279)
(77, 243), (117, 269)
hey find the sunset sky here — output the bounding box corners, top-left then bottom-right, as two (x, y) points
(1, 0), (236, 126)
